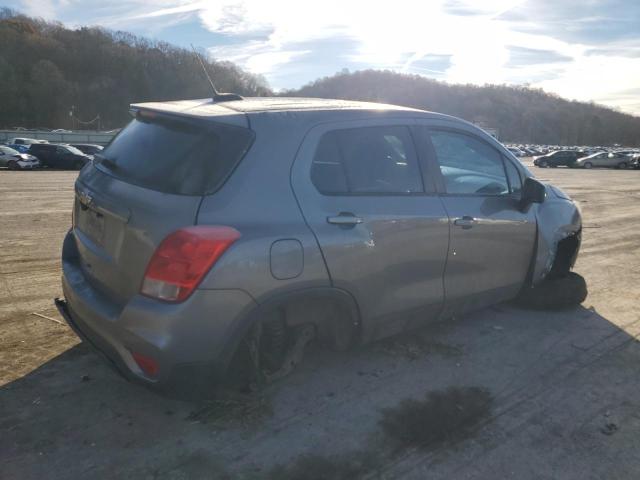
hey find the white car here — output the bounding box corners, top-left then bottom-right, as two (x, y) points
(7, 137), (48, 145)
(574, 151), (632, 169)
(0, 146), (40, 170)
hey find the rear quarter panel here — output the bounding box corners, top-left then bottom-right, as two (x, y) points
(196, 112), (331, 301)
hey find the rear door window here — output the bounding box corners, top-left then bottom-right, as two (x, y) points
(311, 126), (423, 195)
(98, 115), (254, 195)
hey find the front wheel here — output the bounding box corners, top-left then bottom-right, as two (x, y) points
(583, 162), (593, 169)
(515, 272), (587, 310)
(617, 162), (627, 169)
(538, 160), (548, 168)
(7, 160), (19, 170)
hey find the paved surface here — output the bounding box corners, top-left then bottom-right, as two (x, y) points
(1, 162), (639, 479)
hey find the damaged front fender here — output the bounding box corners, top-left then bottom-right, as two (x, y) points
(531, 184), (582, 284)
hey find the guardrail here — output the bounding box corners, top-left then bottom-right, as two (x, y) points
(0, 129), (118, 146)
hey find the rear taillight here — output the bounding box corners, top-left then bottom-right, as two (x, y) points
(141, 226), (240, 303)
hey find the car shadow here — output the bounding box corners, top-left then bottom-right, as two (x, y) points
(2, 303), (640, 479)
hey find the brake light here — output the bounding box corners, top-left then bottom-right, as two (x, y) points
(141, 226), (240, 302)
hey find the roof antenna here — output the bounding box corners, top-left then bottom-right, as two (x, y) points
(190, 44), (243, 102)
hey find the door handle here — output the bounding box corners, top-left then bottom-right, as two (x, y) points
(327, 212), (363, 226)
(454, 216), (477, 229)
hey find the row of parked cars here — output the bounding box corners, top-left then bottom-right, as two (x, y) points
(0, 137), (103, 170)
(506, 144), (640, 170)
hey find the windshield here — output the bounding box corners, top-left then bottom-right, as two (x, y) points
(98, 115), (254, 195)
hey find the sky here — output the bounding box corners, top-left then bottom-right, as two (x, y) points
(6, 0), (640, 115)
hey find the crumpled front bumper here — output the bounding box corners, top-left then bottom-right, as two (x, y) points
(531, 186), (583, 284)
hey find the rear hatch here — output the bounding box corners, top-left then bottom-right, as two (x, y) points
(72, 109), (254, 305)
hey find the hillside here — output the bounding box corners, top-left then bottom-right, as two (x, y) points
(1, 9), (638, 146)
(0, 9), (270, 129)
(284, 70), (640, 146)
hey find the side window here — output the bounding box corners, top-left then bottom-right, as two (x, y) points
(503, 158), (522, 194)
(311, 126), (423, 195)
(430, 130), (509, 195)
(310, 131), (348, 194)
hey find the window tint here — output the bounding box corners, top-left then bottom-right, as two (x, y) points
(430, 130), (509, 195)
(310, 131), (348, 194)
(503, 159), (522, 194)
(311, 126), (423, 194)
(30, 144), (50, 153)
(99, 116), (254, 195)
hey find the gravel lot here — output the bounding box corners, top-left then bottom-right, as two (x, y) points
(1, 162), (639, 479)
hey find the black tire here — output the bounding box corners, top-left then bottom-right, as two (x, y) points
(74, 160), (85, 170)
(618, 162), (627, 169)
(538, 160), (548, 168)
(7, 160), (18, 170)
(583, 162), (593, 169)
(516, 272), (587, 310)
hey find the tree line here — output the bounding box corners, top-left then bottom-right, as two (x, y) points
(0, 8), (270, 130)
(1, 9), (638, 146)
(284, 70), (640, 146)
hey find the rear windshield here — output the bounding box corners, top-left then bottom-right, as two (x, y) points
(97, 115), (254, 195)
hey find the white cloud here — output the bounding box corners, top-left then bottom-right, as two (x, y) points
(180, 0), (536, 82)
(210, 41), (310, 75)
(19, 0), (59, 18)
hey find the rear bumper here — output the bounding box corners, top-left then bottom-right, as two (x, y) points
(59, 230), (257, 394)
(55, 297), (131, 379)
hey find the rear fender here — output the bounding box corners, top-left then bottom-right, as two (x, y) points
(218, 287), (362, 371)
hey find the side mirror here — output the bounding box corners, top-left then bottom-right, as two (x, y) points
(521, 177), (546, 207)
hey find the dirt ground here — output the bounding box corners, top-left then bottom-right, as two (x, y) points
(1, 162), (639, 479)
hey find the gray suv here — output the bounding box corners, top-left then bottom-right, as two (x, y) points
(56, 97), (584, 394)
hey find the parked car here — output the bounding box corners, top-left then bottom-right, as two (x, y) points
(533, 150), (586, 168)
(71, 144), (104, 155)
(28, 143), (92, 170)
(574, 151), (632, 169)
(8, 137), (47, 145)
(55, 97), (585, 395)
(0, 145), (40, 170)
(522, 147), (541, 156)
(507, 146), (525, 157)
